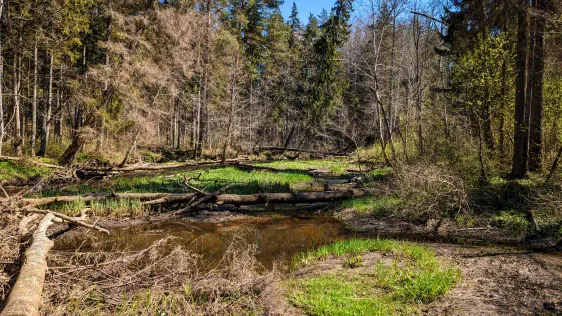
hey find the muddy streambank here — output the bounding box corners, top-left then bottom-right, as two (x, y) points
(53, 212), (562, 315)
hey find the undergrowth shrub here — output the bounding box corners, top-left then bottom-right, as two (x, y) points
(390, 164), (469, 222)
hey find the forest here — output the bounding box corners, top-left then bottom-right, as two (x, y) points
(1, 0), (562, 315)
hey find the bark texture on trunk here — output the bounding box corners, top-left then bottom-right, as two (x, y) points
(511, 0), (529, 178)
(1, 214), (55, 316)
(528, 0), (547, 172)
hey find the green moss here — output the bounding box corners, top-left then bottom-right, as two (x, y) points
(288, 239), (459, 315)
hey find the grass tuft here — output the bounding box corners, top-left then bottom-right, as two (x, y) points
(289, 238), (459, 315)
(342, 197), (402, 216)
(0, 160), (51, 181)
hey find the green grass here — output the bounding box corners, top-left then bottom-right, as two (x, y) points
(254, 159), (359, 175)
(38, 166), (314, 197)
(0, 160), (51, 181)
(292, 239), (437, 268)
(342, 197), (402, 215)
(289, 239), (459, 316)
(46, 198), (148, 218)
(489, 211), (530, 235)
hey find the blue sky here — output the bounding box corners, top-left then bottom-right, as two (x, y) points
(280, 0), (332, 23)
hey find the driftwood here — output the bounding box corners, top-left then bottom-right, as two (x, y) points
(18, 208), (110, 235)
(1, 214), (56, 316)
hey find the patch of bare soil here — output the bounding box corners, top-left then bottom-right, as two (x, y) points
(426, 244), (562, 315)
(292, 252), (397, 278)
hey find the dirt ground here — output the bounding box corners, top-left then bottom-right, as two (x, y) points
(425, 244), (562, 315)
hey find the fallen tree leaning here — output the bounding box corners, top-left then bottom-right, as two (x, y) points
(1, 213), (56, 316)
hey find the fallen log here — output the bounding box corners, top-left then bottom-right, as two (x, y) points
(175, 184), (233, 216)
(1, 214), (56, 316)
(13, 189), (367, 210)
(18, 192), (176, 207)
(18, 208), (110, 235)
(214, 189), (367, 206)
(257, 146), (346, 157)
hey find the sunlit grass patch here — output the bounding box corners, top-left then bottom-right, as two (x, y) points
(90, 199), (148, 218)
(291, 239), (434, 268)
(0, 160), (51, 181)
(489, 211), (530, 235)
(40, 166), (314, 197)
(342, 197), (402, 215)
(47, 198), (148, 218)
(288, 238), (459, 316)
(254, 159), (359, 175)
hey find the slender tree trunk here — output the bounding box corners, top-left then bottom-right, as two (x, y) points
(13, 51), (22, 156)
(31, 40), (38, 154)
(511, 0), (529, 178)
(54, 87), (62, 142)
(222, 52), (239, 163)
(413, 15), (424, 155)
(546, 145), (562, 183)
(499, 60), (507, 160)
(0, 0), (4, 156)
(440, 56), (450, 140)
(38, 53), (54, 157)
(528, 0), (547, 171)
(119, 131), (140, 168)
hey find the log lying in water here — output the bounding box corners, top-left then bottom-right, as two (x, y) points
(1, 214), (55, 316)
(214, 189), (367, 206)
(15, 189), (367, 210)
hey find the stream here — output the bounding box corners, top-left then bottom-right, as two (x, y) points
(55, 215), (358, 269)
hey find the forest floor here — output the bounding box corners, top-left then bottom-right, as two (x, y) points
(1, 156), (562, 314)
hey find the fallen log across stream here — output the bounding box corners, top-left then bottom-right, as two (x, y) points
(14, 189), (368, 209)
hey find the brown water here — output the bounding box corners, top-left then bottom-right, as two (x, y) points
(55, 215), (357, 268)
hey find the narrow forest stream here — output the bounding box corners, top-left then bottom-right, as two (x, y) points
(55, 215), (355, 269)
